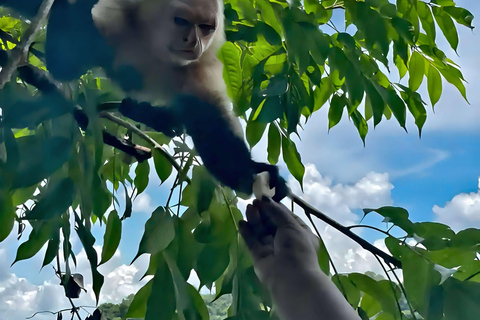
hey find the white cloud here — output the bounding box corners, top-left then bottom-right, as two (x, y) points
(290, 164), (393, 225)
(286, 164), (395, 275)
(133, 193), (155, 214)
(433, 177), (480, 231)
(0, 244), (151, 320)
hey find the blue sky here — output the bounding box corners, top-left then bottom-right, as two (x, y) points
(1, 1), (480, 319)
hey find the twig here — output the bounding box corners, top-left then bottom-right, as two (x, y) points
(102, 130), (151, 162)
(0, 0), (55, 88)
(291, 193), (402, 268)
(100, 111), (190, 183)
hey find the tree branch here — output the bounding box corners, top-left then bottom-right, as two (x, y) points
(99, 110), (189, 182)
(0, 0), (55, 88)
(291, 193), (402, 269)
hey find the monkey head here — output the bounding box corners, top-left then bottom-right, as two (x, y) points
(138, 0), (222, 65)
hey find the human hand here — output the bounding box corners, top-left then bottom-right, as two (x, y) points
(238, 197), (320, 288)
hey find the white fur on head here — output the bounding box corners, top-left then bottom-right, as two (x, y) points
(92, 0), (225, 56)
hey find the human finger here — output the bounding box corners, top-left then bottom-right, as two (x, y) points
(259, 197), (301, 229)
(239, 220), (273, 260)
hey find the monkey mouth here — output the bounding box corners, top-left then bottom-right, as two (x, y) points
(176, 49), (199, 60)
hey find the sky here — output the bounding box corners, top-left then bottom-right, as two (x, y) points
(1, 1), (480, 319)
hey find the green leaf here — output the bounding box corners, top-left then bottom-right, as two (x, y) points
(408, 51), (425, 91)
(396, 246), (443, 318)
(437, 64), (468, 102)
(267, 123), (281, 165)
(283, 8), (311, 74)
(133, 207), (175, 262)
(317, 237), (330, 276)
(125, 279), (153, 319)
(364, 206), (415, 235)
(427, 65), (442, 108)
(256, 21), (282, 46)
(328, 94), (346, 130)
(332, 275), (360, 309)
(443, 6), (475, 29)
(432, 6), (459, 51)
(26, 178), (76, 221)
(444, 278), (480, 320)
(134, 160), (150, 195)
(398, 85), (427, 136)
(219, 42), (242, 102)
(365, 81), (385, 127)
(383, 87), (407, 129)
(360, 293), (382, 317)
(282, 137), (304, 188)
(100, 210), (122, 265)
(417, 1), (436, 41)
(255, 96), (284, 123)
(313, 77), (333, 112)
(153, 148), (173, 184)
(42, 234), (60, 268)
(0, 191), (15, 242)
(246, 120), (267, 148)
(186, 165), (217, 214)
(122, 183), (132, 220)
(349, 273), (401, 319)
(351, 110), (368, 145)
(12, 136), (73, 189)
(75, 214), (104, 303)
(145, 254), (176, 320)
(196, 243), (230, 288)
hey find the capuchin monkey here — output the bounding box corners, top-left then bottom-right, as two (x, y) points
(91, 0), (288, 200)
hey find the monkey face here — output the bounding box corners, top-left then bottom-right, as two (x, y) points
(143, 0), (219, 65)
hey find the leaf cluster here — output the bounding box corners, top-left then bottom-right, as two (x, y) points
(0, 1), (477, 320)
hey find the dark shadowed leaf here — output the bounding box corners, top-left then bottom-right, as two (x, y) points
(133, 207), (175, 262)
(100, 210), (122, 265)
(267, 123), (281, 164)
(153, 148), (173, 184)
(134, 160), (150, 195)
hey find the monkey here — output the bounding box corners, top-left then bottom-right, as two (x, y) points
(90, 0), (289, 200)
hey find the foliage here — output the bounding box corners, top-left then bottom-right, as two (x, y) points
(0, 0), (478, 320)
(98, 294), (231, 320)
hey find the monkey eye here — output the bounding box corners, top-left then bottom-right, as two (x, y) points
(174, 17), (189, 26)
(198, 24), (215, 34)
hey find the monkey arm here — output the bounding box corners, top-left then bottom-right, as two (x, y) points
(119, 95), (288, 200)
(118, 98), (180, 137)
(173, 95), (289, 200)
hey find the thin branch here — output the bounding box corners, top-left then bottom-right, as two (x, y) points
(465, 269), (480, 281)
(373, 254), (404, 318)
(102, 130), (151, 162)
(100, 110), (162, 149)
(291, 193), (402, 268)
(100, 111), (189, 182)
(388, 263), (418, 319)
(347, 224), (393, 237)
(0, 0), (55, 88)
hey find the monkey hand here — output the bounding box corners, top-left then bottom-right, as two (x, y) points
(119, 98), (179, 137)
(252, 162), (289, 202)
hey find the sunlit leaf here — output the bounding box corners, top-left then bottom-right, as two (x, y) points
(282, 137), (304, 188)
(427, 65), (442, 108)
